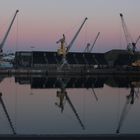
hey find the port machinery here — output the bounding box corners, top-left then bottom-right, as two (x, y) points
(56, 17), (88, 69)
(120, 13), (140, 54)
(0, 10), (19, 64)
(84, 32), (100, 53)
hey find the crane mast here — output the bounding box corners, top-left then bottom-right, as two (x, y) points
(120, 13), (136, 54)
(56, 34), (66, 58)
(0, 10), (19, 52)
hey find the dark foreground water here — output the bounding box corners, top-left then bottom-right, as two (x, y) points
(0, 75), (140, 135)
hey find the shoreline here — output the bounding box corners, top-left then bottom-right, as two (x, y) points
(0, 134), (140, 140)
(0, 68), (140, 76)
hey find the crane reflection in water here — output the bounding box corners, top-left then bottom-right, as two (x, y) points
(116, 82), (139, 133)
(13, 74), (140, 134)
(55, 76), (85, 130)
(0, 93), (16, 135)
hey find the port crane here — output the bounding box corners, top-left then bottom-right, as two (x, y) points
(0, 93), (16, 134)
(84, 32), (100, 53)
(0, 10), (19, 59)
(55, 77), (85, 129)
(56, 17), (88, 69)
(83, 32), (100, 68)
(120, 13), (139, 54)
(116, 83), (139, 133)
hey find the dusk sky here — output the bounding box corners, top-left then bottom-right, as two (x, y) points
(0, 0), (140, 53)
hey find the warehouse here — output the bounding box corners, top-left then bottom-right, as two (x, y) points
(14, 50), (140, 70)
(14, 51), (108, 69)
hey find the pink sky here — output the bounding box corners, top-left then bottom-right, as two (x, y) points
(0, 0), (140, 53)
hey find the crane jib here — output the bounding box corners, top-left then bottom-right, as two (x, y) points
(0, 10), (19, 50)
(66, 17), (88, 53)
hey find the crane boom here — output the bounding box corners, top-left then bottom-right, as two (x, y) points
(89, 32), (100, 53)
(66, 17), (88, 53)
(0, 10), (19, 51)
(120, 13), (135, 53)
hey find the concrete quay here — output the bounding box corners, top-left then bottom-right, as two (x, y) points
(0, 68), (140, 76)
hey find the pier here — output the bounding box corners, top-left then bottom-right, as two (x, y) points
(0, 67), (140, 76)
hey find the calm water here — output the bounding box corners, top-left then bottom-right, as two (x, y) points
(0, 75), (140, 135)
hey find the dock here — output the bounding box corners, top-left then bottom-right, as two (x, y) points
(0, 68), (140, 76)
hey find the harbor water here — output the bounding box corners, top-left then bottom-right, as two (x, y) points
(0, 75), (140, 135)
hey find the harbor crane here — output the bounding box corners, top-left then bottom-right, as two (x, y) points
(0, 10), (19, 56)
(84, 32), (100, 53)
(120, 13), (139, 54)
(84, 32), (100, 68)
(56, 17), (88, 68)
(0, 93), (16, 134)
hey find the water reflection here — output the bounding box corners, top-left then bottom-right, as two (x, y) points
(15, 75), (107, 89)
(0, 92), (16, 134)
(116, 82), (139, 133)
(0, 75), (140, 134)
(15, 75), (140, 89)
(55, 76), (85, 129)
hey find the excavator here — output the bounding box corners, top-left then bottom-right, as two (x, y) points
(0, 10), (19, 65)
(0, 92), (16, 134)
(55, 76), (85, 130)
(56, 17), (88, 69)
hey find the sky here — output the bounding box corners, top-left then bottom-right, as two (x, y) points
(0, 0), (140, 53)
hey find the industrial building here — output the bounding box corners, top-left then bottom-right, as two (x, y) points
(14, 49), (140, 70)
(105, 49), (140, 67)
(14, 51), (108, 69)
